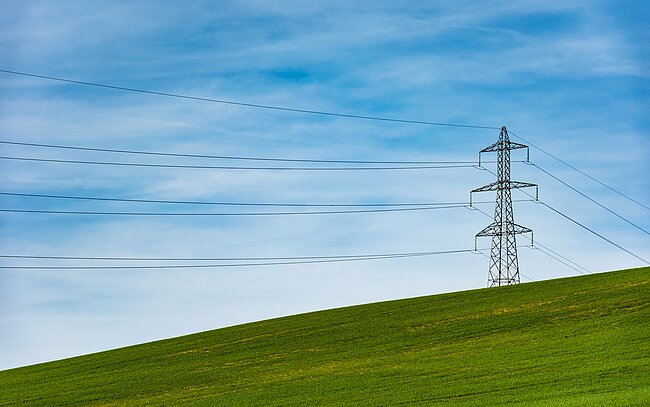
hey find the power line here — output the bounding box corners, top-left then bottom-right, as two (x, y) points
(0, 203), (478, 216)
(0, 248), (482, 269)
(480, 166), (649, 264)
(2, 71), (643, 281)
(0, 191), (530, 208)
(509, 130), (650, 211)
(3, 70), (643, 213)
(528, 162), (649, 235)
(526, 245), (586, 275)
(0, 249), (476, 262)
(538, 201), (649, 264)
(0, 155), (477, 171)
(0, 69), (498, 130)
(471, 204), (595, 275)
(0, 140), (479, 165)
(531, 241), (591, 275)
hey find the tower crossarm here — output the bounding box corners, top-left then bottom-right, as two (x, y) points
(508, 181), (537, 190)
(471, 180), (537, 193)
(478, 138), (530, 166)
(479, 140), (529, 153)
(470, 181), (538, 205)
(474, 222), (534, 251)
(476, 222), (532, 237)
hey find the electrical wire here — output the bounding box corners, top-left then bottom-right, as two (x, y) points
(529, 242), (591, 275)
(0, 69), (498, 130)
(478, 166), (649, 264)
(537, 201), (649, 264)
(0, 248), (483, 269)
(528, 162), (649, 235)
(0, 203), (474, 216)
(2, 70), (644, 211)
(0, 155), (477, 171)
(2, 71), (643, 279)
(0, 191), (530, 208)
(509, 130), (650, 211)
(470, 204), (593, 275)
(0, 250), (478, 262)
(526, 245), (587, 275)
(0, 140), (480, 165)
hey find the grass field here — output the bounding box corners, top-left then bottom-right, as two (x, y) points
(1, 267), (648, 406)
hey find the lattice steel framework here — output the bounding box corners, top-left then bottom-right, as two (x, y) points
(471, 126), (537, 287)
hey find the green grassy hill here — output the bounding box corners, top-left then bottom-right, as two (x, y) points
(1, 267), (648, 406)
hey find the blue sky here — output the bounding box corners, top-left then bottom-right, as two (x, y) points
(1, 0), (648, 369)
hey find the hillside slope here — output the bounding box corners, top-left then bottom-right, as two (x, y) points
(1, 267), (648, 406)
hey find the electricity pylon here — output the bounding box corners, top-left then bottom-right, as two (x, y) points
(470, 126), (537, 287)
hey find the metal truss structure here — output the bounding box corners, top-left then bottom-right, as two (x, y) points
(471, 126), (537, 287)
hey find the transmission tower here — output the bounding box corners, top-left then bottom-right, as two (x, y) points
(470, 126), (537, 287)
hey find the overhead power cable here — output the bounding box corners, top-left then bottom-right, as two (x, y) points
(0, 249), (475, 262)
(472, 207), (591, 274)
(510, 130), (649, 211)
(0, 191), (530, 208)
(0, 203), (480, 216)
(537, 201), (649, 264)
(0, 140), (478, 165)
(0, 248), (483, 269)
(527, 242), (590, 275)
(528, 162), (649, 235)
(479, 166), (649, 264)
(0, 155), (477, 171)
(0, 69), (498, 130)
(476, 235), (582, 281)
(2, 70), (641, 213)
(528, 245), (586, 276)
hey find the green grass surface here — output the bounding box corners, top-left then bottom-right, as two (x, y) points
(1, 267), (649, 406)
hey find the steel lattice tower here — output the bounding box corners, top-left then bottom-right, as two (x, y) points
(471, 126), (537, 287)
